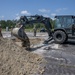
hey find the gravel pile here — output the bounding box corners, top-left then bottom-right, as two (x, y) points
(0, 38), (46, 75)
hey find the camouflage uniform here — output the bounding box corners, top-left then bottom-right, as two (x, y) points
(0, 24), (2, 37)
(33, 25), (37, 37)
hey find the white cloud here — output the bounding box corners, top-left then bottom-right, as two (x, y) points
(56, 8), (68, 12)
(15, 10), (30, 20)
(51, 13), (56, 20)
(15, 16), (20, 20)
(21, 10), (30, 15)
(2, 16), (4, 18)
(63, 8), (68, 10)
(38, 9), (50, 13)
(0, 16), (4, 20)
(56, 8), (62, 12)
(51, 18), (55, 20)
(16, 13), (19, 16)
(43, 14), (49, 17)
(51, 13), (56, 16)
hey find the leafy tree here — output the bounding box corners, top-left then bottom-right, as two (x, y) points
(0, 20), (16, 29)
(0, 20), (7, 28)
(0, 18), (55, 30)
(6, 20), (15, 28)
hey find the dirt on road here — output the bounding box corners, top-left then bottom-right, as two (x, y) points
(0, 38), (46, 75)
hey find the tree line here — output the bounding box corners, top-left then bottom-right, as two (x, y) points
(0, 19), (55, 29)
(0, 20), (16, 29)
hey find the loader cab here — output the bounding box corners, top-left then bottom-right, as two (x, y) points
(52, 15), (75, 44)
(54, 15), (75, 35)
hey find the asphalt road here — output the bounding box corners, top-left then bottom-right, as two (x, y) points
(2, 31), (75, 75)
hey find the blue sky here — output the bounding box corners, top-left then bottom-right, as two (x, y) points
(0, 0), (75, 20)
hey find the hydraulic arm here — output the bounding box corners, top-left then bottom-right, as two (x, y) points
(20, 15), (53, 38)
(12, 15), (53, 49)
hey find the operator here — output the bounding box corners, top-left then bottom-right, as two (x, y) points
(33, 25), (37, 37)
(72, 23), (75, 35)
(11, 26), (14, 37)
(0, 24), (3, 37)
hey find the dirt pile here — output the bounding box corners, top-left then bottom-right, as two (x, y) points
(30, 38), (44, 45)
(0, 38), (46, 75)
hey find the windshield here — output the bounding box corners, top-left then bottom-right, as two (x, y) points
(54, 16), (74, 28)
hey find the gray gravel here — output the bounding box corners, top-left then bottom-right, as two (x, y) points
(32, 39), (75, 75)
(46, 42), (75, 75)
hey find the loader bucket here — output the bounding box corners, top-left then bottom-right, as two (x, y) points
(12, 27), (30, 49)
